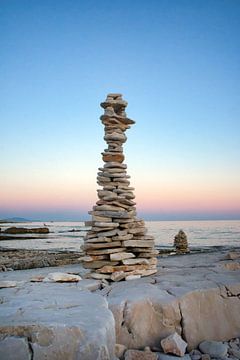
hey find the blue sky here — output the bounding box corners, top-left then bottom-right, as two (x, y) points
(0, 0), (240, 220)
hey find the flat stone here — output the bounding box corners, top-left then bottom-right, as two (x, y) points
(87, 248), (126, 255)
(122, 240), (154, 248)
(94, 222), (119, 228)
(90, 272), (111, 280)
(84, 241), (121, 250)
(94, 204), (126, 212)
(0, 336), (31, 360)
(112, 234), (133, 241)
(85, 237), (112, 243)
(83, 261), (119, 269)
(199, 341), (228, 358)
(94, 229), (118, 237)
(110, 253), (136, 261)
(223, 262), (240, 270)
(92, 215), (113, 222)
(125, 274), (141, 281)
(104, 162), (127, 169)
(0, 284), (115, 359)
(138, 251), (159, 258)
(161, 332), (187, 356)
(43, 272), (82, 283)
(91, 210), (132, 219)
(158, 354), (191, 360)
(102, 153), (125, 163)
(111, 271), (126, 282)
(225, 251), (240, 260)
(124, 349), (158, 359)
(79, 255), (108, 261)
(122, 258), (149, 265)
(104, 132), (127, 142)
(0, 280), (18, 288)
(97, 264), (152, 274)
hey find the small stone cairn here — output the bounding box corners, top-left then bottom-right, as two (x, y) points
(82, 94), (158, 281)
(174, 230), (190, 254)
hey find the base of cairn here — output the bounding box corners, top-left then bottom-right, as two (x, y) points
(81, 94), (158, 281)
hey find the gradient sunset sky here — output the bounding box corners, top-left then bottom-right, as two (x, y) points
(1, 0), (240, 221)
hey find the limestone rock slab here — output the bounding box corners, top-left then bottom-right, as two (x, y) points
(0, 283), (115, 359)
(0, 336), (31, 360)
(108, 282), (181, 349)
(179, 286), (240, 350)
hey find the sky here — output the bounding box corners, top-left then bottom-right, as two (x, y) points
(0, 0), (240, 221)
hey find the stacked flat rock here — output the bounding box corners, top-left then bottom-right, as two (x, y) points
(174, 230), (190, 254)
(82, 94), (158, 281)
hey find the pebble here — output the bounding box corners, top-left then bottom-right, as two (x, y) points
(43, 272), (82, 283)
(199, 341), (228, 358)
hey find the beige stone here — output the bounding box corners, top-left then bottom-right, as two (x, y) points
(94, 222), (119, 228)
(112, 234), (133, 241)
(43, 272), (81, 283)
(222, 262), (240, 270)
(124, 349), (158, 359)
(226, 251), (240, 260)
(111, 271), (126, 282)
(79, 255), (108, 262)
(122, 240), (154, 248)
(161, 332), (187, 356)
(96, 264), (152, 274)
(92, 215), (113, 222)
(122, 258), (149, 265)
(0, 281), (18, 288)
(102, 153), (125, 163)
(87, 248), (126, 255)
(84, 241), (121, 250)
(179, 286), (240, 350)
(85, 237), (112, 243)
(115, 343), (127, 358)
(110, 252), (136, 261)
(125, 275), (141, 281)
(90, 272), (111, 280)
(83, 261), (119, 269)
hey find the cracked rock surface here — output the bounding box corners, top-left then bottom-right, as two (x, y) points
(0, 249), (239, 358)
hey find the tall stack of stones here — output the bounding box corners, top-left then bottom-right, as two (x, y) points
(82, 94), (158, 281)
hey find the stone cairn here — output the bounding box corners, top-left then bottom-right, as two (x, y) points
(174, 230), (189, 254)
(82, 94), (158, 281)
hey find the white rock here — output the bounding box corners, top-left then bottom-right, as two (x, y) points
(161, 332), (187, 356)
(110, 252), (135, 261)
(115, 343), (127, 358)
(43, 272), (81, 283)
(0, 280), (18, 288)
(122, 258), (149, 265)
(125, 275), (141, 281)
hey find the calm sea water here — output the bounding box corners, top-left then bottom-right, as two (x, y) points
(0, 220), (239, 251)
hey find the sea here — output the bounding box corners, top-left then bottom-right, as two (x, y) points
(0, 220), (240, 252)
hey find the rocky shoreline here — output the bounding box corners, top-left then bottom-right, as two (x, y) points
(0, 247), (239, 359)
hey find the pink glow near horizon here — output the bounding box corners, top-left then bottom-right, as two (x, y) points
(2, 182), (240, 215)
